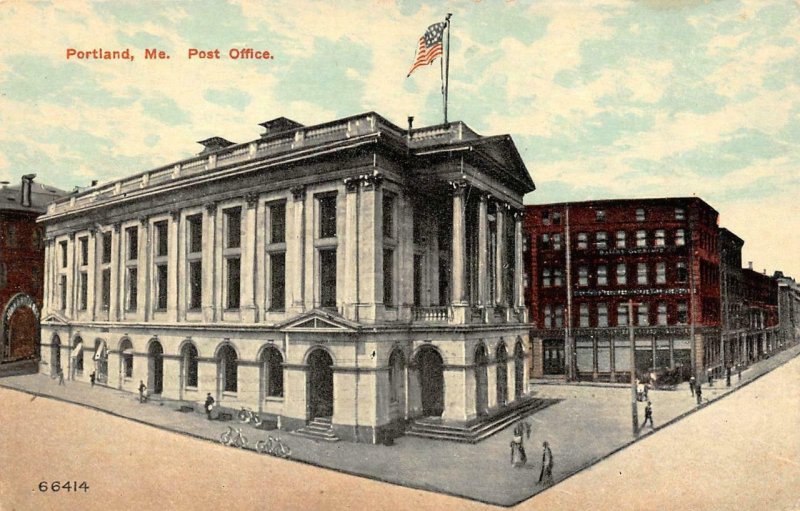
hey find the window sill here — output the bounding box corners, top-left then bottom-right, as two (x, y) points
(264, 396), (284, 402)
(222, 391), (238, 398)
(184, 386), (198, 392)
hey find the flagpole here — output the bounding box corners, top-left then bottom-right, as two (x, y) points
(444, 13), (452, 124)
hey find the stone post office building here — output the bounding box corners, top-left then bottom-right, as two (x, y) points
(38, 113), (535, 443)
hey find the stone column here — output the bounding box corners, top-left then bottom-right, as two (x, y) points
(486, 359), (497, 409)
(240, 193), (259, 322)
(495, 201), (506, 307)
(109, 225), (120, 320)
(66, 233), (76, 317)
(442, 366), (468, 422)
(477, 194), (489, 311)
(137, 216), (150, 321)
(202, 203), (217, 322)
(41, 239), (51, 314)
(87, 229), (96, 321)
(513, 211), (525, 316)
(288, 186), (306, 315)
(450, 180), (468, 323)
(343, 178), (360, 321)
(358, 173), (383, 322)
(168, 210), (180, 322)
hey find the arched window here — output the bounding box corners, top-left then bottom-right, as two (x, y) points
(74, 336), (84, 373)
(388, 349), (405, 404)
(182, 344), (199, 388)
(262, 346), (283, 397)
(119, 338), (133, 379)
(219, 345), (238, 393)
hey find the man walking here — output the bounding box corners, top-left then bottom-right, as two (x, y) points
(138, 380), (147, 403)
(726, 365), (732, 387)
(538, 441), (554, 486)
(696, 382), (702, 405)
(89, 370), (96, 387)
(510, 420), (531, 467)
(641, 400), (654, 429)
(57, 367), (65, 386)
(205, 393), (215, 420)
(689, 375), (696, 397)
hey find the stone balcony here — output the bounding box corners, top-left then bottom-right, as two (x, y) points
(411, 305), (527, 326)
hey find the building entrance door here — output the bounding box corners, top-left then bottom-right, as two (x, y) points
(416, 347), (444, 417)
(514, 341), (525, 399)
(475, 345), (489, 415)
(148, 341), (164, 395)
(6, 306), (37, 360)
(307, 349), (334, 418)
(51, 336), (61, 377)
(543, 339), (565, 375)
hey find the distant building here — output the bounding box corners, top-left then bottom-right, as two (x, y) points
(38, 112), (535, 443)
(0, 175), (68, 365)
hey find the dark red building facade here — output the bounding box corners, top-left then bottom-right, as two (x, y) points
(0, 175), (67, 365)
(525, 197), (721, 382)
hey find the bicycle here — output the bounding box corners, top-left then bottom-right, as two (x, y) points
(238, 407), (263, 427)
(219, 426), (248, 448)
(256, 436), (292, 458)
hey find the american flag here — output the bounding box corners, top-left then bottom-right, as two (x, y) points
(407, 21), (447, 77)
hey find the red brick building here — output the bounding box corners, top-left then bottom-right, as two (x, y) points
(524, 197), (721, 382)
(0, 175), (68, 365)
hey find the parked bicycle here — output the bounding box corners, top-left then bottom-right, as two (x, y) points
(220, 426), (248, 448)
(238, 407), (263, 427)
(256, 436), (292, 458)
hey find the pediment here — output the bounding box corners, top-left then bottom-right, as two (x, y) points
(42, 312), (70, 325)
(278, 309), (359, 333)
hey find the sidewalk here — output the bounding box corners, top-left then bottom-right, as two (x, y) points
(2, 343), (798, 507)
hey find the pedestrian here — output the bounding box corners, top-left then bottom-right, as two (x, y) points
(689, 375), (696, 397)
(204, 393), (215, 420)
(696, 382), (702, 405)
(641, 400), (654, 429)
(510, 420), (530, 467)
(538, 441), (554, 486)
(57, 367), (65, 386)
(89, 371), (96, 387)
(138, 380), (147, 403)
(708, 371), (714, 387)
(738, 365), (742, 381)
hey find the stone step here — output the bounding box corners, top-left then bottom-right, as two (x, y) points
(291, 430), (340, 442)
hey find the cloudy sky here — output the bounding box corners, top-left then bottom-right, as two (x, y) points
(1, 0), (798, 277)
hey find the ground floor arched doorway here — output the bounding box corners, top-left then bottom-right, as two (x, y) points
(148, 340), (164, 395)
(51, 335), (62, 376)
(94, 339), (108, 384)
(475, 345), (489, 416)
(415, 346), (444, 417)
(307, 349), (334, 418)
(514, 341), (525, 399)
(496, 343), (508, 407)
(6, 306), (37, 360)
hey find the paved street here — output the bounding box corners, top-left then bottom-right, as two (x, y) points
(1, 345), (798, 509)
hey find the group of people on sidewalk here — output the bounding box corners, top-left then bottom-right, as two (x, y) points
(509, 420), (554, 486)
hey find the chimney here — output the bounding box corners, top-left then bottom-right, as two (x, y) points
(748, 261), (753, 270)
(21, 173), (35, 207)
(91, 180), (98, 187)
(407, 116), (414, 141)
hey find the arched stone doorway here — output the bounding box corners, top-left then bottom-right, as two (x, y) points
(260, 346), (284, 407)
(51, 335), (62, 377)
(217, 344), (238, 396)
(415, 346), (444, 417)
(514, 340), (525, 399)
(179, 342), (199, 399)
(388, 349), (405, 411)
(475, 344), (489, 416)
(94, 339), (108, 384)
(71, 336), (84, 379)
(307, 348), (334, 419)
(148, 340), (164, 395)
(496, 343), (508, 407)
(2, 293), (40, 361)
(118, 338), (133, 387)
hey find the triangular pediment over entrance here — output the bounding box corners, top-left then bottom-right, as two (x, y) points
(41, 312), (70, 325)
(277, 309), (360, 333)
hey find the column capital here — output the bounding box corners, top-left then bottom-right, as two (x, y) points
(479, 192), (492, 203)
(112, 222), (121, 233)
(138, 215), (149, 227)
(169, 209), (181, 222)
(290, 186), (306, 201)
(204, 202), (217, 215)
(343, 176), (360, 193)
(449, 180), (468, 196)
(68, 232), (76, 241)
(245, 192), (259, 209)
(87, 226), (97, 236)
(513, 209), (525, 220)
(361, 171), (383, 190)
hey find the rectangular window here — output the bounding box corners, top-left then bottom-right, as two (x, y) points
(226, 257), (241, 309)
(126, 267), (138, 311)
(269, 202), (286, 244)
(553, 268), (563, 287)
(657, 302), (668, 325)
(60, 275), (68, 310)
(676, 261), (688, 283)
(597, 265), (608, 286)
(595, 231), (608, 249)
(383, 193), (395, 239)
(319, 195), (337, 239)
(101, 269), (111, 310)
(578, 266), (588, 286)
(126, 226), (138, 261)
(638, 303), (650, 326)
(552, 233), (562, 251)
(616, 231), (626, 248)
(636, 208), (645, 221)
(270, 252), (286, 311)
(577, 232), (588, 249)
(554, 305), (564, 328)
(79, 272), (88, 311)
(636, 230), (647, 247)
(319, 249), (337, 307)
(596, 209), (606, 222)
(189, 261), (202, 310)
(60, 241), (68, 268)
(654, 229), (665, 247)
(675, 229), (686, 246)
(155, 221), (168, 257)
(677, 301), (688, 324)
(617, 303), (629, 326)
(552, 212), (562, 225)
(80, 237), (89, 266)
(544, 305), (552, 328)
(656, 262), (666, 284)
(102, 233), (112, 263)
(383, 249), (394, 306)
(541, 211), (550, 225)
(188, 215), (203, 253)
(597, 303), (608, 327)
(225, 207), (241, 249)
(542, 268), (551, 287)
(156, 265), (168, 310)
(541, 234), (550, 249)
(413, 254), (423, 306)
(637, 263), (648, 285)
(579, 303), (589, 327)
(617, 263), (627, 285)
(675, 208), (685, 220)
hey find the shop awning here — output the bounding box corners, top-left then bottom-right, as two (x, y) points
(71, 343), (83, 358)
(93, 343), (107, 361)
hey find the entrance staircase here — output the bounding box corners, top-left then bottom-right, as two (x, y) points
(291, 417), (340, 442)
(406, 396), (560, 443)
